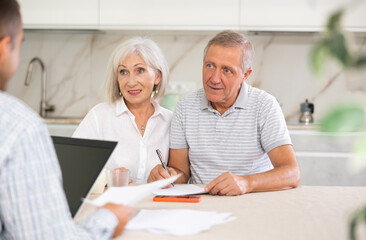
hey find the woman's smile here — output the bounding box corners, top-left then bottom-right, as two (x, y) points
(128, 90), (142, 96)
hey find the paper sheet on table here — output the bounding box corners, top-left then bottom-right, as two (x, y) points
(126, 209), (236, 235)
(84, 174), (181, 207)
(153, 184), (207, 196)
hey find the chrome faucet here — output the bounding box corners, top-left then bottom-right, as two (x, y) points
(24, 57), (55, 118)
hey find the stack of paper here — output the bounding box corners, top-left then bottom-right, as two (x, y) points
(85, 174), (181, 206)
(126, 209), (236, 235)
(152, 184), (207, 196)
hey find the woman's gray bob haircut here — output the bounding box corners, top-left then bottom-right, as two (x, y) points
(104, 37), (169, 103)
(203, 30), (255, 73)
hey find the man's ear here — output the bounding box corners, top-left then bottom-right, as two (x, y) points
(241, 69), (252, 84)
(0, 36), (11, 62)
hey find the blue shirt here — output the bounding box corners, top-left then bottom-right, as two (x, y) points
(0, 92), (118, 240)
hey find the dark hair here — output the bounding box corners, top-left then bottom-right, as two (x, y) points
(0, 0), (21, 46)
(204, 30), (255, 72)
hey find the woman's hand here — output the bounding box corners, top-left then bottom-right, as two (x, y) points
(113, 167), (133, 184)
(147, 164), (178, 188)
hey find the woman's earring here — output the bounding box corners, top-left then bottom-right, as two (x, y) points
(154, 84), (158, 94)
(119, 91), (122, 96)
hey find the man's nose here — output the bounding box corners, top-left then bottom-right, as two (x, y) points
(210, 69), (221, 84)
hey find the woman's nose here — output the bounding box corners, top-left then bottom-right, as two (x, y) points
(127, 74), (138, 86)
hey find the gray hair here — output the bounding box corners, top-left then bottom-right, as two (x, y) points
(203, 30), (255, 73)
(104, 37), (169, 103)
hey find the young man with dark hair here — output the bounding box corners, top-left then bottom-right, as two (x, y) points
(0, 1), (131, 239)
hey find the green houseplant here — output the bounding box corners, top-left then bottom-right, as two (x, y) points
(310, 8), (366, 240)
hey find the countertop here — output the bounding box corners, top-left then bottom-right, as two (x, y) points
(44, 117), (320, 130)
(43, 117), (83, 125)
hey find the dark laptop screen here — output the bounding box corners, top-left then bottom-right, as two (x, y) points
(51, 136), (117, 217)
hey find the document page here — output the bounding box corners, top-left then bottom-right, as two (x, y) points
(153, 184), (207, 196)
(85, 174), (181, 207)
(126, 209), (236, 235)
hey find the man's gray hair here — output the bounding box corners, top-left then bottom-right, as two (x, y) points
(203, 30), (255, 73)
(104, 37), (169, 103)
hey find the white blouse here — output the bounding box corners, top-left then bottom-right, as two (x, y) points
(73, 98), (173, 183)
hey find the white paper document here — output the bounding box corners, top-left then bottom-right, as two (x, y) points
(126, 209), (236, 235)
(85, 174), (181, 207)
(153, 184), (207, 196)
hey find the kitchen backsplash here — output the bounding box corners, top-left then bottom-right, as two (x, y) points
(8, 31), (366, 123)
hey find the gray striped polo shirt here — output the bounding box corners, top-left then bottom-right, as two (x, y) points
(170, 82), (292, 184)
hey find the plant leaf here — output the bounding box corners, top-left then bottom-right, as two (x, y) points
(329, 31), (352, 67)
(326, 9), (343, 31)
(320, 105), (365, 132)
(310, 41), (329, 75)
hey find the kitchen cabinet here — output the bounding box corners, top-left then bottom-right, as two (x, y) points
(240, 0), (366, 32)
(290, 129), (366, 186)
(18, 0), (365, 32)
(99, 0), (240, 30)
(18, 0), (99, 29)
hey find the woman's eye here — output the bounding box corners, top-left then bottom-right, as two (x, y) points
(137, 68), (145, 73)
(119, 70), (127, 75)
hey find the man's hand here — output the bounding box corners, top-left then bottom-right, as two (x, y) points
(204, 172), (250, 196)
(147, 164), (178, 183)
(102, 203), (132, 238)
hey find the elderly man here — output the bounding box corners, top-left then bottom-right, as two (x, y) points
(148, 30), (300, 196)
(0, 0), (131, 239)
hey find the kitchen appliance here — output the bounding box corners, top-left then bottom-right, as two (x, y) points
(299, 99), (314, 124)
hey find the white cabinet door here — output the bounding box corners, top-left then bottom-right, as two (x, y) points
(18, 0), (99, 29)
(100, 0), (240, 30)
(240, 0), (366, 32)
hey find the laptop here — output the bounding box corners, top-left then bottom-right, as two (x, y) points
(51, 136), (117, 218)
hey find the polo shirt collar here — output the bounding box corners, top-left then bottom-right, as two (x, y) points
(201, 90), (210, 110)
(233, 82), (249, 109)
(200, 82), (250, 111)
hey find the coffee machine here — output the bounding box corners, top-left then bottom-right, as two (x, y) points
(299, 99), (314, 124)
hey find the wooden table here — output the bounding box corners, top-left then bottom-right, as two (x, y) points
(77, 185), (366, 240)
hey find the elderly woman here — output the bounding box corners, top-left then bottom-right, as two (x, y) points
(73, 37), (172, 184)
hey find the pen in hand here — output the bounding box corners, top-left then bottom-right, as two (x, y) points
(156, 149), (175, 187)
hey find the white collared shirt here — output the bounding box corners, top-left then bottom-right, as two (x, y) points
(73, 98), (173, 183)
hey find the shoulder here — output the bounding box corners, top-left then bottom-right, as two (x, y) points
(176, 89), (204, 110)
(246, 85), (277, 109)
(0, 93), (44, 131)
(159, 106), (174, 119)
(0, 93), (47, 151)
(180, 88), (204, 102)
(88, 102), (115, 114)
(82, 102), (116, 121)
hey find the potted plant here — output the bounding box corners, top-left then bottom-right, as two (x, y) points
(311, 8), (366, 240)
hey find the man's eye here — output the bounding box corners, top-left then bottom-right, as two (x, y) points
(119, 70), (127, 75)
(137, 68), (145, 73)
(207, 63), (213, 68)
(224, 69), (231, 73)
